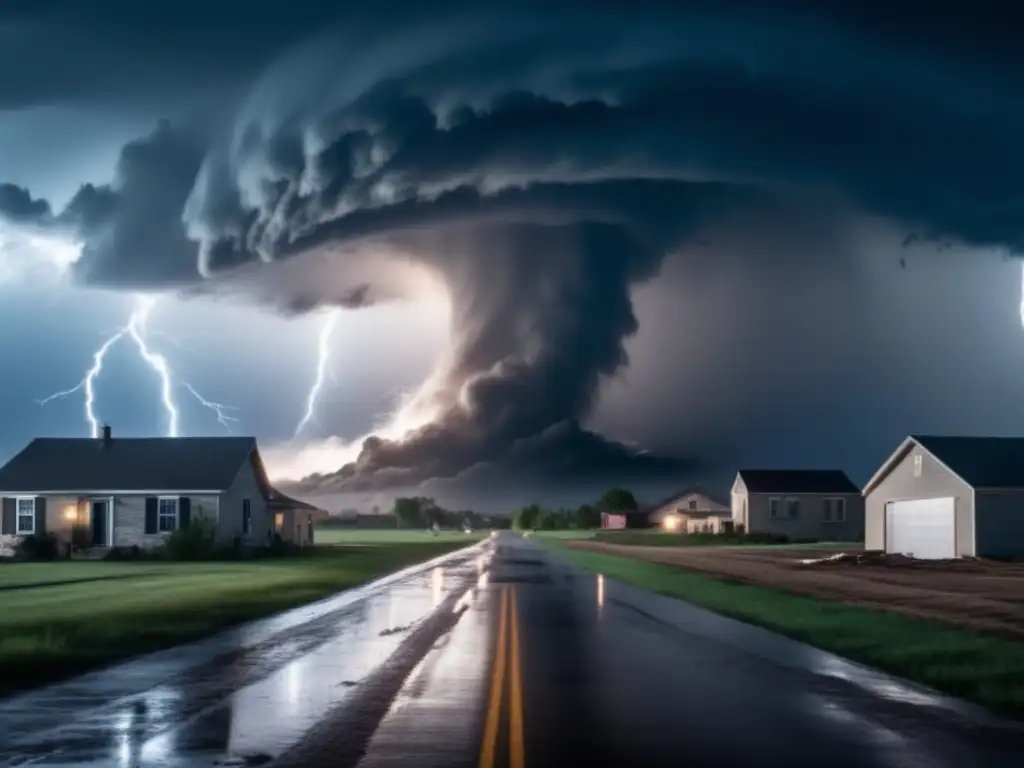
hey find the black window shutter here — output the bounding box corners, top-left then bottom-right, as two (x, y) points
(179, 497), (191, 528)
(35, 497), (47, 535)
(145, 497), (158, 534)
(1, 498), (14, 535)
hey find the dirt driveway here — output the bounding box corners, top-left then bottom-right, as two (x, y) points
(569, 541), (1024, 639)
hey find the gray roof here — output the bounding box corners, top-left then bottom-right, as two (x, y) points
(660, 486), (729, 508)
(269, 491), (320, 511)
(0, 437), (258, 493)
(913, 435), (1024, 489)
(738, 469), (859, 494)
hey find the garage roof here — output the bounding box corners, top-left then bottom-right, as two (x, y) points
(912, 435), (1024, 490)
(862, 434), (1024, 495)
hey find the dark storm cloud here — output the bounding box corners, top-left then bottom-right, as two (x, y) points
(288, 419), (696, 500)
(0, 184), (51, 224)
(54, 121), (208, 287)
(4, 1), (1024, 496)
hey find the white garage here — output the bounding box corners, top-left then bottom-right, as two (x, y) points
(863, 434), (1024, 560)
(885, 498), (955, 560)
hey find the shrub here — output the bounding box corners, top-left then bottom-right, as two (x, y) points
(70, 524), (91, 551)
(164, 517), (218, 561)
(250, 533), (304, 560)
(102, 545), (154, 561)
(14, 533), (61, 561)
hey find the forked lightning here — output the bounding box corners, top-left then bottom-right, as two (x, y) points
(37, 296), (240, 436)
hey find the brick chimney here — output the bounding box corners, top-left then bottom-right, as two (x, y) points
(102, 424), (112, 444)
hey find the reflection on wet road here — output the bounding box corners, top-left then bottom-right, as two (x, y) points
(5, 532), (1024, 767)
(0, 544), (487, 767)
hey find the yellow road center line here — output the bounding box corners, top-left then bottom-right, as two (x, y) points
(478, 585), (509, 768)
(509, 588), (525, 768)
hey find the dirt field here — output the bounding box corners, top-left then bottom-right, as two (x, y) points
(569, 541), (1024, 640)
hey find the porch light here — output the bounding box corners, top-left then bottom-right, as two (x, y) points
(63, 505), (77, 522)
(663, 514), (681, 532)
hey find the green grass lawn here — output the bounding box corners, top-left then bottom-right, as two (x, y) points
(552, 545), (1024, 718)
(593, 530), (858, 548)
(0, 540), (472, 695)
(316, 528), (486, 545)
(527, 530), (596, 540)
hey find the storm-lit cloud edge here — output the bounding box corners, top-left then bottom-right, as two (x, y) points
(2, 4), (1023, 505)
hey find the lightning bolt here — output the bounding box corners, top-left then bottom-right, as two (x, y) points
(125, 297), (179, 437)
(36, 328), (130, 438)
(37, 296), (241, 437)
(1019, 262), (1024, 330)
(294, 310), (339, 438)
(183, 382), (240, 433)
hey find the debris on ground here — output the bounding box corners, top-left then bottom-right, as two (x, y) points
(795, 550), (970, 567)
(570, 540), (1024, 638)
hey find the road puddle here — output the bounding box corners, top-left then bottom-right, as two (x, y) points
(0, 545), (487, 767)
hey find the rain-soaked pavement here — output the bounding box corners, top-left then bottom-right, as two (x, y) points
(4, 532), (1024, 767)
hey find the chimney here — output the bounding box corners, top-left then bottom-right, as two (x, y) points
(102, 425), (112, 444)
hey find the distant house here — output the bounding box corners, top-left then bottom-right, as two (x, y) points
(647, 487), (732, 533)
(731, 469), (863, 541)
(599, 511), (650, 530)
(0, 427), (323, 555)
(863, 435), (1024, 559)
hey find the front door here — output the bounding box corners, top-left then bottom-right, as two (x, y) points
(91, 501), (108, 547)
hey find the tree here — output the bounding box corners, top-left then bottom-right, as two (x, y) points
(535, 508), (556, 530)
(514, 503), (543, 530)
(394, 497), (426, 528)
(575, 503), (601, 529)
(598, 488), (638, 512)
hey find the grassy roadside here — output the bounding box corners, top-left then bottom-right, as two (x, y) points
(526, 530), (596, 540)
(0, 541), (470, 696)
(590, 530), (857, 548)
(551, 544), (1024, 718)
(317, 529), (486, 545)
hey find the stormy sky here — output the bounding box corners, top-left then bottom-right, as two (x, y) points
(2, 0), (1024, 513)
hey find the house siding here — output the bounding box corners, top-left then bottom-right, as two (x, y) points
(731, 476), (749, 529)
(113, 494), (219, 548)
(684, 515), (731, 534)
(0, 494), (78, 554)
(971, 489), (1024, 558)
(649, 491), (729, 524)
(276, 508), (314, 546)
(745, 492), (864, 541)
(864, 444), (975, 556)
(219, 453), (274, 547)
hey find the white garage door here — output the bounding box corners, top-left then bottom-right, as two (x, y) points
(886, 498), (955, 559)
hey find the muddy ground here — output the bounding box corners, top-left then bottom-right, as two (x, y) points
(568, 541), (1024, 639)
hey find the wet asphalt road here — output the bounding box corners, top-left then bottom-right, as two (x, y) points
(3, 532), (1024, 767)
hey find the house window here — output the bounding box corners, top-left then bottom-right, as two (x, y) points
(242, 499), (252, 535)
(275, 512), (284, 528)
(824, 498), (847, 523)
(688, 499), (697, 511)
(913, 454), (923, 478)
(786, 498), (800, 519)
(158, 497), (178, 532)
(16, 498), (35, 535)
(771, 497), (800, 520)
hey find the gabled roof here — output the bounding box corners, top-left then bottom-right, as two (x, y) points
(268, 490), (321, 511)
(736, 469), (859, 495)
(864, 435), (1024, 495)
(646, 485), (729, 512)
(0, 437), (258, 493)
